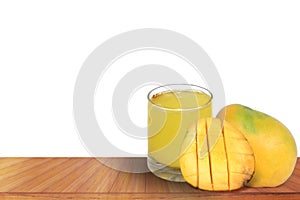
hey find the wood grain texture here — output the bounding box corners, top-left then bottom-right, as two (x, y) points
(0, 158), (299, 199)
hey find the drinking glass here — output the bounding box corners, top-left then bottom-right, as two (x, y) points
(147, 84), (212, 182)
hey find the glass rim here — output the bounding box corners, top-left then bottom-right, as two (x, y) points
(147, 83), (213, 111)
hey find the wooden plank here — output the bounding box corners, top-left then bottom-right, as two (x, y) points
(61, 158), (101, 192)
(110, 172), (146, 192)
(99, 157), (148, 173)
(76, 161), (120, 192)
(295, 159), (300, 170)
(42, 159), (95, 192)
(0, 157), (299, 199)
(9, 158), (77, 192)
(1, 193), (300, 200)
(7, 158), (88, 192)
(38, 158), (90, 192)
(0, 158), (51, 181)
(0, 158), (54, 191)
(0, 158), (66, 192)
(237, 187), (261, 193)
(146, 172), (198, 193)
(0, 158), (30, 170)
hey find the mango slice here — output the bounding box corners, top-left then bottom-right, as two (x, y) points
(180, 118), (255, 191)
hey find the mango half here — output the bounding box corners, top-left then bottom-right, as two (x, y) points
(180, 118), (255, 191)
(217, 104), (297, 187)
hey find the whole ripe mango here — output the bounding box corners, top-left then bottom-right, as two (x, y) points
(217, 104), (297, 187)
(180, 118), (255, 191)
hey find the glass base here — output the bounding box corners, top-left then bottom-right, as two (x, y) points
(147, 156), (185, 182)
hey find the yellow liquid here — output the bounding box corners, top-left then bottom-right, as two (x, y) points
(148, 90), (212, 168)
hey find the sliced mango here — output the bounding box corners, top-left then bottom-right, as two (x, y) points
(179, 118), (255, 191)
(197, 119), (213, 190)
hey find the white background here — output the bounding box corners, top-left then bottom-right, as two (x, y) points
(0, 0), (299, 156)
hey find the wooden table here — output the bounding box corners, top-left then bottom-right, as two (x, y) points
(0, 158), (299, 199)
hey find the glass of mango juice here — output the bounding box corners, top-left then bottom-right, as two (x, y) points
(147, 84), (212, 182)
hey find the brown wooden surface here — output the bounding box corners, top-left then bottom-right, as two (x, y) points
(0, 158), (299, 199)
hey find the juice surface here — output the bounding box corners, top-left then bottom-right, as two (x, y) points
(148, 90), (212, 168)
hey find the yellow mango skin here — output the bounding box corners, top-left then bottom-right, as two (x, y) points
(217, 104), (297, 187)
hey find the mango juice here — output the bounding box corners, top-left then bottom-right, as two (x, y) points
(148, 89), (212, 168)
